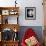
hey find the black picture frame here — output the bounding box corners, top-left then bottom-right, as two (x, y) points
(25, 7), (36, 20)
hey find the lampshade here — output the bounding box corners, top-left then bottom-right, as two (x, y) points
(13, 29), (17, 32)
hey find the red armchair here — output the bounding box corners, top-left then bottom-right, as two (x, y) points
(21, 28), (41, 46)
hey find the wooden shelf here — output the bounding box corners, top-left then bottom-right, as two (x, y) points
(0, 7), (19, 10)
(0, 24), (20, 32)
(0, 7), (20, 46)
(0, 40), (19, 46)
(2, 40), (19, 42)
(0, 7), (19, 15)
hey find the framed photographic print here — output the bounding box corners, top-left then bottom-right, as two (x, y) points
(25, 7), (36, 20)
(2, 10), (9, 15)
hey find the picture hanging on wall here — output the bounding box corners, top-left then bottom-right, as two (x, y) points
(25, 7), (36, 20)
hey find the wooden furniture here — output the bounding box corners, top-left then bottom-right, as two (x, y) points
(2, 41), (19, 46)
(0, 7), (20, 46)
(43, 0), (46, 26)
(0, 7), (19, 24)
(44, 27), (46, 46)
(43, 0), (46, 46)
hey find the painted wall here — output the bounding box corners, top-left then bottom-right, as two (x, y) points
(0, 0), (44, 26)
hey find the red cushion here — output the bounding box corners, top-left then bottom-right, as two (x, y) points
(21, 28), (41, 46)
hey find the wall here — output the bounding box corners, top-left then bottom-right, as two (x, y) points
(18, 0), (44, 26)
(0, 0), (44, 26)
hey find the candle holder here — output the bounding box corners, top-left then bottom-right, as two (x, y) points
(15, 0), (17, 7)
